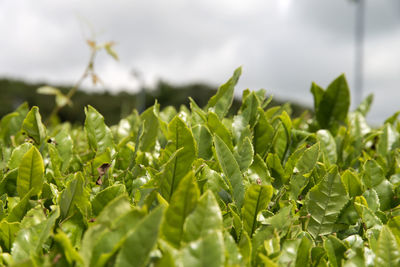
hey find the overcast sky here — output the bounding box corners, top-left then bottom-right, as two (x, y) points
(1, 0), (400, 124)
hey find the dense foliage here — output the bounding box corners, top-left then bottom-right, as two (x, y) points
(0, 67), (399, 266)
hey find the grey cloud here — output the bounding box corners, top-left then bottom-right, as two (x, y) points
(0, 0), (399, 123)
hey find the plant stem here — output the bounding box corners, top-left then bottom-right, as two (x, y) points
(45, 48), (97, 125)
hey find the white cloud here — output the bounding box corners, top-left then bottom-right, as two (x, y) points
(0, 0), (399, 123)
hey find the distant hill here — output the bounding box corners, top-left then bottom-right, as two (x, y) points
(0, 78), (310, 125)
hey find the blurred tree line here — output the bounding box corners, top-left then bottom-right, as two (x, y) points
(0, 78), (310, 125)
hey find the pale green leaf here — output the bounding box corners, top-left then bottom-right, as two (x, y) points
(184, 191), (222, 242)
(192, 124), (213, 159)
(341, 170), (363, 198)
(162, 172), (199, 248)
(11, 207), (60, 262)
(242, 184), (273, 236)
(374, 226), (400, 266)
(22, 106), (46, 145)
(17, 146), (44, 198)
(84, 105), (115, 153)
(180, 231), (225, 267)
(139, 104), (160, 152)
(316, 130), (337, 165)
(115, 206), (164, 267)
(7, 143), (32, 170)
(91, 184), (126, 216)
(0, 221), (20, 252)
(59, 172), (91, 220)
(214, 135), (245, 209)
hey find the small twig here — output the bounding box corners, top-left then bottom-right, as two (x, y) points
(45, 47), (97, 125)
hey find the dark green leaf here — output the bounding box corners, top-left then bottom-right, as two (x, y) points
(305, 166), (349, 238)
(316, 75), (350, 130)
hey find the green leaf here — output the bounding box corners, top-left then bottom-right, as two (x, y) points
(84, 105), (115, 153)
(37, 86), (71, 108)
(53, 230), (84, 265)
(80, 204), (144, 267)
(115, 206), (164, 267)
(214, 135), (245, 209)
(388, 216), (400, 248)
(261, 205), (293, 234)
(207, 67), (241, 119)
(305, 166), (349, 238)
(374, 180), (394, 211)
(324, 235), (347, 267)
(11, 206), (60, 262)
(279, 239), (302, 266)
(377, 123), (399, 158)
(267, 153), (286, 187)
(316, 130), (337, 166)
(247, 154), (272, 185)
(310, 82), (325, 113)
(363, 189), (380, 212)
(0, 221), (20, 252)
(139, 104), (160, 152)
(234, 136), (254, 172)
(295, 235), (313, 267)
(348, 111), (370, 138)
(253, 108), (274, 157)
(91, 184), (126, 216)
(0, 102), (29, 145)
(356, 94), (374, 116)
(104, 42), (119, 61)
(17, 146), (44, 198)
(184, 191), (222, 242)
(238, 230), (252, 265)
(354, 199), (382, 229)
(362, 160), (385, 188)
(158, 116), (197, 201)
(192, 124), (213, 159)
(7, 143), (32, 170)
(180, 231), (225, 267)
(59, 172), (91, 220)
(207, 111), (233, 151)
(316, 75), (350, 130)
(6, 189), (34, 222)
(341, 170), (363, 197)
(272, 121), (289, 160)
(374, 226), (400, 266)
(295, 143), (320, 174)
(242, 184), (273, 236)
(36, 86), (61, 95)
(47, 143), (62, 178)
(224, 231), (243, 266)
(0, 169), (18, 197)
(54, 130), (73, 173)
(342, 235), (366, 267)
(22, 106), (46, 145)
(162, 172), (199, 248)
